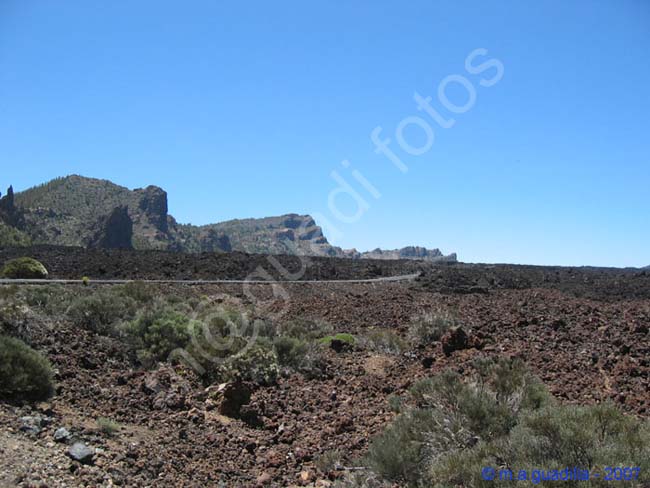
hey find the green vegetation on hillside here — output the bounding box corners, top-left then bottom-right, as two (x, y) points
(0, 222), (31, 247)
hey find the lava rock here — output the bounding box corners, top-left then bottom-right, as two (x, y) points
(19, 416), (45, 435)
(217, 382), (252, 418)
(53, 427), (72, 443)
(68, 443), (95, 465)
(441, 327), (469, 356)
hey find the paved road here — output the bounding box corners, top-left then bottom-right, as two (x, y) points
(0, 273), (421, 286)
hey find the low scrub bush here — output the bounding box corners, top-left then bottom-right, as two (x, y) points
(157, 307), (281, 385)
(277, 318), (334, 341)
(18, 285), (73, 315)
(117, 281), (153, 304)
(408, 310), (459, 345)
(360, 329), (407, 355)
(67, 288), (139, 335)
(431, 403), (650, 487)
(319, 333), (356, 347)
(273, 335), (308, 368)
(124, 306), (192, 366)
(272, 335), (327, 379)
(1, 257), (48, 279)
(316, 449), (344, 473)
(387, 394), (404, 414)
(216, 339), (280, 386)
(97, 417), (121, 436)
(0, 335), (54, 401)
(364, 358), (649, 487)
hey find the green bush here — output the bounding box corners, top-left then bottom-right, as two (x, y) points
(319, 333), (356, 347)
(277, 318), (334, 341)
(387, 394), (404, 414)
(216, 339), (280, 386)
(431, 403), (650, 487)
(272, 335), (327, 379)
(316, 449), (343, 473)
(97, 417), (120, 436)
(117, 281), (153, 304)
(408, 310), (459, 345)
(364, 358), (649, 487)
(124, 306), (192, 366)
(1, 257), (48, 279)
(361, 329), (407, 355)
(0, 335), (54, 401)
(16, 285), (74, 316)
(67, 288), (138, 335)
(273, 335), (308, 367)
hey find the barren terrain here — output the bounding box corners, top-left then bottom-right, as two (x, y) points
(0, 248), (648, 487)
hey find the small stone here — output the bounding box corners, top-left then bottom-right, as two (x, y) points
(256, 472), (272, 485)
(299, 470), (314, 483)
(68, 443), (95, 465)
(19, 416), (43, 435)
(53, 427), (72, 443)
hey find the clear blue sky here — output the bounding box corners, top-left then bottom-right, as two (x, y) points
(1, 1), (648, 267)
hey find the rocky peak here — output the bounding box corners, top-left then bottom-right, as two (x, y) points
(0, 185), (16, 213)
(0, 185), (22, 227)
(135, 186), (169, 232)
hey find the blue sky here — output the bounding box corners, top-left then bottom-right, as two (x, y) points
(1, 1), (648, 267)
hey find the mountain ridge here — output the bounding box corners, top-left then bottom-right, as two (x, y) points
(1, 175), (457, 262)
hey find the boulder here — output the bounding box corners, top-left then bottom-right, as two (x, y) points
(208, 382), (252, 418)
(441, 327), (469, 356)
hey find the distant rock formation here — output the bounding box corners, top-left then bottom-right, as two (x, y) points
(135, 185), (169, 233)
(3, 175), (457, 260)
(86, 206), (134, 249)
(0, 185), (15, 213)
(354, 246), (457, 262)
(0, 185), (21, 227)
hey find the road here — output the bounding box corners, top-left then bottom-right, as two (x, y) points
(0, 273), (421, 286)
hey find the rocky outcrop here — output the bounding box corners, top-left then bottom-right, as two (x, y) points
(345, 246), (457, 262)
(0, 185), (15, 214)
(209, 213), (335, 255)
(135, 186), (169, 233)
(86, 206), (134, 249)
(0, 185), (22, 227)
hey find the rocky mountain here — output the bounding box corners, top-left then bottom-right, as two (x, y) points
(0, 176), (457, 261)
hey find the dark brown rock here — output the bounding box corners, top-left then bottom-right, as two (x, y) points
(441, 327), (469, 356)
